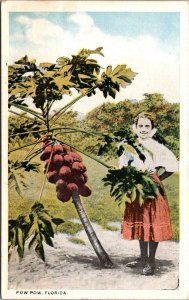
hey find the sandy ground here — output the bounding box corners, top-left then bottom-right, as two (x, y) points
(8, 221), (179, 290)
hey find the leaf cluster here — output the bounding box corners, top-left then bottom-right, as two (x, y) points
(9, 118), (42, 142)
(8, 160), (40, 197)
(9, 159), (40, 173)
(8, 202), (64, 262)
(99, 65), (137, 99)
(9, 55), (63, 111)
(8, 49), (103, 113)
(97, 127), (146, 162)
(8, 49), (138, 124)
(103, 166), (159, 206)
(8, 56), (37, 108)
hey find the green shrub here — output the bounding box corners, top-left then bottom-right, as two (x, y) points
(68, 237), (86, 245)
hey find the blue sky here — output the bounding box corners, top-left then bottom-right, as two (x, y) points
(10, 11), (180, 49)
(9, 11), (180, 112)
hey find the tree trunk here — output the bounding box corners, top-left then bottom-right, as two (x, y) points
(71, 191), (113, 268)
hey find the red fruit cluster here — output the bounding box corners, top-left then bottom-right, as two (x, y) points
(40, 136), (92, 202)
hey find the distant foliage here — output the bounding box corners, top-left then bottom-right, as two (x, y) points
(83, 93), (179, 158)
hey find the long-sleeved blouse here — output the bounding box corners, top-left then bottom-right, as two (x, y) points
(118, 137), (178, 173)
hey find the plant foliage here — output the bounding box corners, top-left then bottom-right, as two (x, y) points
(9, 118), (42, 142)
(102, 166), (159, 206)
(99, 65), (138, 99)
(8, 202), (64, 262)
(97, 127), (146, 162)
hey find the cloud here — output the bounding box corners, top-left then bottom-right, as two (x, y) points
(68, 12), (95, 28)
(9, 13), (179, 113)
(16, 15), (32, 25)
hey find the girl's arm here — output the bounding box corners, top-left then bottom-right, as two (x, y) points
(159, 171), (173, 181)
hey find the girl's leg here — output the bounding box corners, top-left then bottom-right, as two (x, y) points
(142, 242), (158, 275)
(149, 241), (159, 262)
(139, 240), (148, 260)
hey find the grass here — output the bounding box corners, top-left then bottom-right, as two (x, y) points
(68, 237), (86, 245)
(58, 221), (83, 235)
(100, 223), (119, 231)
(163, 174), (179, 241)
(8, 147), (179, 240)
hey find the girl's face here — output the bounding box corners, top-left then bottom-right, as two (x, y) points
(136, 117), (153, 139)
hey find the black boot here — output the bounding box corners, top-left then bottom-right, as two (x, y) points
(142, 260), (156, 275)
(126, 240), (148, 268)
(126, 256), (147, 268)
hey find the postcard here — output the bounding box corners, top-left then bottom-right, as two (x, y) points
(1, 1), (189, 299)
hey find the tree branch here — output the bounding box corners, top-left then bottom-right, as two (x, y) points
(12, 104), (45, 123)
(49, 85), (97, 127)
(9, 129), (48, 138)
(9, 110), (32, 120)
(9, 140), (42, 154)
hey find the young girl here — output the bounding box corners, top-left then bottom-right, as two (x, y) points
(118, 112), (178, 276)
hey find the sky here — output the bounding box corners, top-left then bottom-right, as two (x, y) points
(9, 12), (180, 113)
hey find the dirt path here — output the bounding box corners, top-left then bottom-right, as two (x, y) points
(8, 222), (179, 290)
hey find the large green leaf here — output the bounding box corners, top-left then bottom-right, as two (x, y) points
(41, 231), (54, 247)
(28, 233), (38, 250)
(39, 218), (54, 238)
(78, 47), (104, 58)
(106, 66), (113, 76)
(35, 243), (45, 262)
(52, 218), (65, 225)
(111, 64), (126, 76)
(99, 64), (137, 99)
(15, 55), (29, 64)
(56, 56), (70, 66)
(39, 62), (55, 70)
(17, 227), (24, 259)
(52, 73), (74, 91)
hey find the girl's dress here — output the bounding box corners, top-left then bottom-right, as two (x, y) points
(118, 137), (178, 242)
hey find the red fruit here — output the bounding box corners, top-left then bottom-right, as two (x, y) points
(59, 166), (71, 178)
(79, 185), (92, 197)
(52, 154), (64, 168)
(83, 173), (88, 183)
(67, 183), (78, 192)
(42, 135), (50, 143)
(42, 140), (52, 149)
(63, 154), (74, 165)
(82, 165), (86, 172)
(40, 145), (53, 161)
(42, 142), (47, 148)
(47, 170), (58, 184)
(70, 152), (82, 162)
(53, 144), (64, 154)
(72, 162), (85, 172)
(62, 145), (71, 152)
(56, 179), (68, 192)
(73, 173), (87, 186)
(57, 189), (71, 202)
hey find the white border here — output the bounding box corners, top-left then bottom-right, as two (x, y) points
(1, 1), (189, 299)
